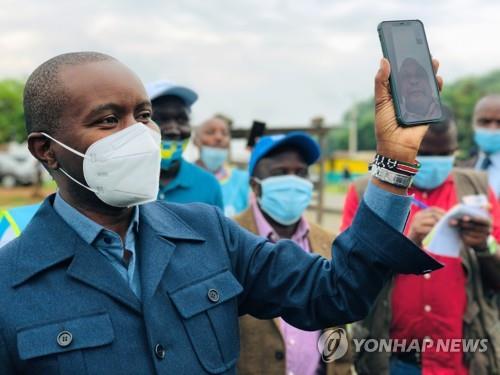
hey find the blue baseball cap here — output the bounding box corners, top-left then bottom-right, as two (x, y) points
(249, 131), (321, 176)
(145, 80), (198, 107)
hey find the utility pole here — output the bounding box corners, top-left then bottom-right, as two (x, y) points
(348, 104), (358, 156)
(311, 116), (325, 225)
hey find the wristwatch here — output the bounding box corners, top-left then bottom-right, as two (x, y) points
(370, 164), (413, 188)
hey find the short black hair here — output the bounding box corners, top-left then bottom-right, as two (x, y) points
(429, 105), (456, 134)
(23, 51), (115, 135)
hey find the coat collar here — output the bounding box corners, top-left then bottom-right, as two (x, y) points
(12, 195), (77, 287)
(234, 207), (334, 258)
(12, 196), (205, 288)
(308, 222), (335, 259)
(139, 200), (205, 242)
(234, 206), (259, 235)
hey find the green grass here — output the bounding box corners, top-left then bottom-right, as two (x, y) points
(325, 183), (349, 194)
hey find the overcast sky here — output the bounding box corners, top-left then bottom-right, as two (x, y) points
(1, 0), (499, 127)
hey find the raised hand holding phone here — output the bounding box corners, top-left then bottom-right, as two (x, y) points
(372, 57), (443, 194)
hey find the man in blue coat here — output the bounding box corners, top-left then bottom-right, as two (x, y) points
(0, 52), (442, 374)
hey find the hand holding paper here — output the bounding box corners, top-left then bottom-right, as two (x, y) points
(450, 215), (492, 253)
(408, 207), (446, 247)
(422, 195), (491, 257)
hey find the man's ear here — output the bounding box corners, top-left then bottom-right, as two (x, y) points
(250, 177), (262, 198)
(27, 133), (59, 171)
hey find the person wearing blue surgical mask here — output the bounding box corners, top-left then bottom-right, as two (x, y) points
(194, 114), (249, 217)
(341, 106), (500, 375)
(472, 94), (500, 199)
(412, 124), (457, 191)
(234, 132), (353, 375)
(146, 81), (223, 209)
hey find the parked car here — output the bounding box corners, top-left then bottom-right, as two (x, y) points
(0, 143), (40, 187)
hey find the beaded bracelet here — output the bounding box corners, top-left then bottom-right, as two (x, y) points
(372, 154), (421, 176)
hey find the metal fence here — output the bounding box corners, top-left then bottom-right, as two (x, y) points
(229, 117), (340, 224)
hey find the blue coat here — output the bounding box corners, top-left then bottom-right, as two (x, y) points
(0, 195), (441, 374)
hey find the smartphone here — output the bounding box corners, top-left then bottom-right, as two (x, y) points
(378, 20), (443, 126)
(247, 120), (266, 148)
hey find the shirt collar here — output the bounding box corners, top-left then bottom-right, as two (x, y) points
(250, 194), (309, 243)
(11, 194), (205, 288)
(160, 159), (193, 193)
(292, 216), (310, 243)
(53, 192), (139, 246)
(488, 152), (500, 164)
(215, 166), (231, 183)
(476, 151), (500, 166)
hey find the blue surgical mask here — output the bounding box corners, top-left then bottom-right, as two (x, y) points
(160, 139), (188, 170)
(200, 146), (228, 172)
(413, 155), (455, 190)
(474, 128), (500, 154)
(256, 175), (313, 225)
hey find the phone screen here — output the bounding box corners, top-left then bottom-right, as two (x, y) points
(379, 20), (442, 125)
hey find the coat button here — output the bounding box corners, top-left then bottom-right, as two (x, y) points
(154, 344), (166, 360)
(275, 351), (284, 360)
(207, 288), (220, 303)
(57, 331), (73, 347)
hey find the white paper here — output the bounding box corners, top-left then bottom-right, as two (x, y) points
(422, 196), (489, 258)
(462, 194), (489, 207)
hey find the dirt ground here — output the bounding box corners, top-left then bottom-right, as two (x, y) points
(0, 186), (56, 209)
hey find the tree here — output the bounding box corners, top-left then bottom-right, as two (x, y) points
(441, 70), (500, 156)
(329, 69), (500, 157)
(0, 79), (25, 144)
(327, 98), (375, 152)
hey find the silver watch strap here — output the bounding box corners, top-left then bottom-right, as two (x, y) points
(370, 165), (413, 188)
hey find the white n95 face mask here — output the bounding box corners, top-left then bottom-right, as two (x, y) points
(42, 123), (161, 208)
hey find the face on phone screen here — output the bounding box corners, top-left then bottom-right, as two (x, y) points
(380, 20), (442, 124)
